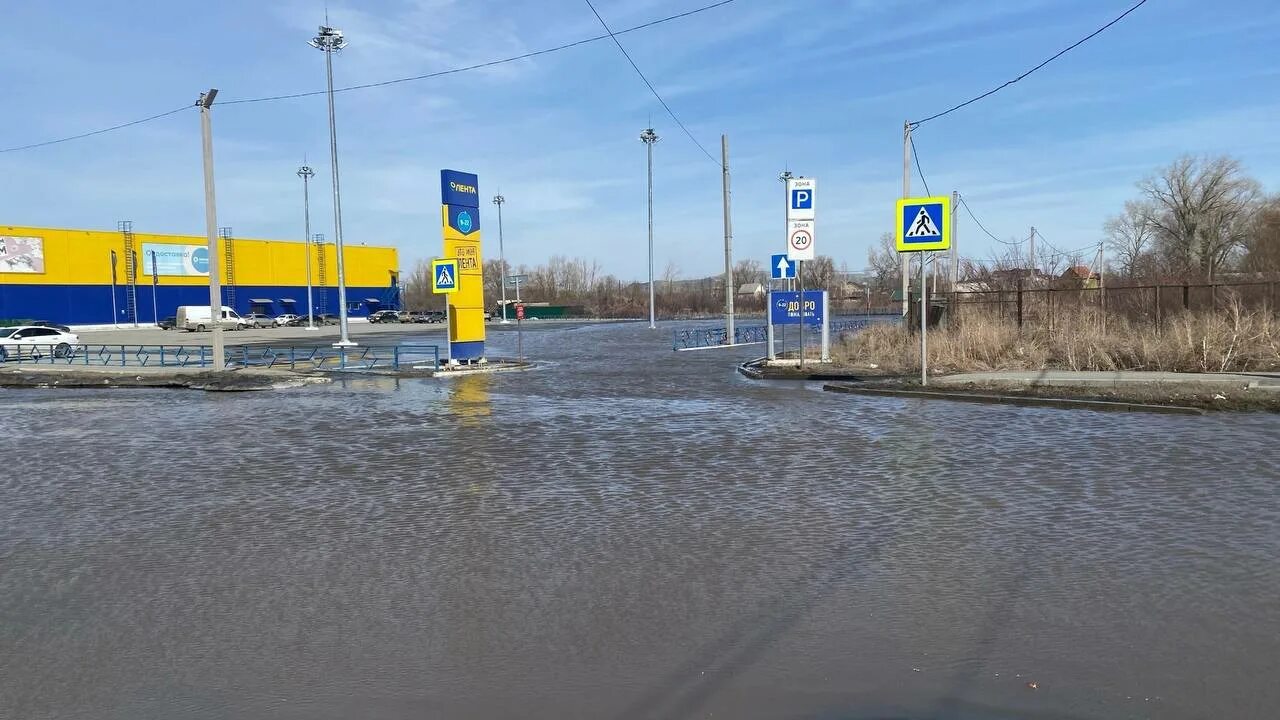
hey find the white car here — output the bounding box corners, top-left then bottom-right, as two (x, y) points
(272, 314), (299, 327)
(0, 325), (81, 360)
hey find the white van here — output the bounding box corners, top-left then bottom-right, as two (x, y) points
(176, 305), (247, 332)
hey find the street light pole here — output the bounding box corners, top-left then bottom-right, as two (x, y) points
(298, 164), (317, 330)
(198, 88), (224, 370)
(493, 193), (509, 323)
(310, 24), (354, 347)
(640, 127), (659, 330)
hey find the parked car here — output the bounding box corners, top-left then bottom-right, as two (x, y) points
(286, 313), (338, 327)
(421, 310), (445, 323)
(0, 325), (81, 361)
(272, 313), (299, 327)
(404, 311), (428, 323)
(158, 316), (177, 330)
(242, 313), (272, 328)
(369, 310), (400, 324)
(30, 320), (72, 333)
(396, 311), (413, 322)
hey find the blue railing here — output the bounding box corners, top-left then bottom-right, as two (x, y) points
(672, 315), (901, 351)
(0, 343), (440, 371)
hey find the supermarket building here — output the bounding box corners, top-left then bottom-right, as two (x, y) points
(0, 225), (400, 325)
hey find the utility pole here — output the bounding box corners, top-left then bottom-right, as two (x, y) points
(493, 193), (509, 323)
(1029, 226), (1036, 282)
(640, 127), (659, 329)
(951, 190), (960, 288)
(310, 24), (354, 347)
(198, 88), (224, 370)
(901, 121), (911, 316)
(721, 134), (735, 344)
(777, 170), (793, 359)
(298, 164), (317, 330)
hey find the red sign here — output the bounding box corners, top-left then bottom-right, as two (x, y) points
(515, 304), (525, 320)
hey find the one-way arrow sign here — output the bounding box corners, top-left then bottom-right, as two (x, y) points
(771, 253), (796, 280)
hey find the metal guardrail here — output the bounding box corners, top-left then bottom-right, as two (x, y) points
(0, 343), (440, 371)
(672, 315), (901, 350)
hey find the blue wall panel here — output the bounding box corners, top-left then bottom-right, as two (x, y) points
(0, 284), (400, 325)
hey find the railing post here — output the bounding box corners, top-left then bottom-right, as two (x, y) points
(1154, 285), (1162, 333)
(1183, 284), (1190, 311)
(120, 345), (125, 367)
(1210, 283), (1217, 314)
(242, 346), (249, 368)
(1016, 280), (1024, 329)
(393, 345), (401, 370)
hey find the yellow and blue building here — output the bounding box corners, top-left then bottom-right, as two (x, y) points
(0, 225), (399, 325)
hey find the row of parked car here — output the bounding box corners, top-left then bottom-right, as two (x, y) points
(0, 323), (81, 360)
(368, 310), (446, 324)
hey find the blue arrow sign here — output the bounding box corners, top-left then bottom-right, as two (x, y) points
(770, 254), (796, 280)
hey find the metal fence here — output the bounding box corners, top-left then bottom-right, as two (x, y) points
(0, 343), (440, 371)
(672, 315), (898, 351)
(945, 280), (1279, 331)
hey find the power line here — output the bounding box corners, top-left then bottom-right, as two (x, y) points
(909, 136), (932, 196)
(0, 105), (192, 154)
(911, 0), (1149, 128)
(0, 0), (737, 154)
(959, 196), (1020, 246)
(223, 0), (738, 106)
(581, 0), (720, 165)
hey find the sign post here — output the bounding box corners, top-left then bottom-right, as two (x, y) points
(432, 258), (459, 363)
(768, 254), (796, 360)
(895, 195), (952, 385)
(515, 303), (525, 361)
(786, 177), (815, 367)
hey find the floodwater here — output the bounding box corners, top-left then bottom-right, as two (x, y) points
(2, 321), (1278, 720)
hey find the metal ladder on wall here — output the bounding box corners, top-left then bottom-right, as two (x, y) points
(220, 227), (236, 311)
(118, 221), (138, 325)
(314, 233), (328, 314)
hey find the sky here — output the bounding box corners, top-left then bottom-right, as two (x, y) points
(2, 0), (1279, 281)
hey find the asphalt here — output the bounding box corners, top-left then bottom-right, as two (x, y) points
(933, 369), (1280, 390)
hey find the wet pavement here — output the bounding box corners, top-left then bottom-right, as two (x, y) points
(2, 321), (1278, 719)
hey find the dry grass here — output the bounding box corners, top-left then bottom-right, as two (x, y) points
(835, 302), (1280, 374)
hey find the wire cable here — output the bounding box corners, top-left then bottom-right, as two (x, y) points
(0, 1), (737, 152)
(909, 136), (932, 196)
(581, 0), (720, 165)
(0, 105), (192, 154)
(959, 196), (1021, 246)
(911, 0), (1149, 127)
(223, 0), (738, 106)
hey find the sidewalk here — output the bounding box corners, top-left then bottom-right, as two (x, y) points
(933, 370), (1280, 390)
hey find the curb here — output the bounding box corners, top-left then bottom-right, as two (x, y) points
(822, 383), (1205, 415)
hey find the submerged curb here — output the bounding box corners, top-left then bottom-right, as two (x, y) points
(822, 383), (1205, 415)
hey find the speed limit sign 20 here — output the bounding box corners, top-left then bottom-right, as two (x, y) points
(787, 219), (815, 261)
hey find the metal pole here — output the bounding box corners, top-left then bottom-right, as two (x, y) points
(494, 194), (509, 323)
(198, 89), (224, 370)
(149, 251), (159, 326)
(312, 25), (353, 346)
(641, 128), (658, 329)
(920, 254), (928, 385)
(109, 251), (119, 327)
(299, 165), (317, 330)
(951, 190), (960, 288)
(1029, 226), (1036, 281)
(798, 260), (805, 369)
(779, 170), (793, 355)
(902, 121), (912, 316)
(721, 134), (734, 344)
(821, 290), (831, 362)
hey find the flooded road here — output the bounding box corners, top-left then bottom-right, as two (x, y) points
(2, 321), (1278, 719)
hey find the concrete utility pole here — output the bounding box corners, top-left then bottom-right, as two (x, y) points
(310, 24), (354, 347)
(640, 127), (659, 329)
(298, 164), (317, 330)
(721, 134), (735, 344)
(197, 89), (224, 370)
(1029, 226), (1036, 280)
(951, 190), (960, 288)
(901, 121), (911, 316)
(493, 193), (509, 323)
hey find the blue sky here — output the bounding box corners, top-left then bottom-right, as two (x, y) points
(2, 0), (1278, 279)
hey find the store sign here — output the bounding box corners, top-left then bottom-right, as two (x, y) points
(141, 243), (209, 276)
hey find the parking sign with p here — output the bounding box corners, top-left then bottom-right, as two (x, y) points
(786, 177), (816, 221)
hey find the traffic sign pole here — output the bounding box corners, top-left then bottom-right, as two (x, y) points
(920, 254), (927, 385)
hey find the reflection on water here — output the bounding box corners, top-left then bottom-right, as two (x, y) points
(1, 321), (1278, 720)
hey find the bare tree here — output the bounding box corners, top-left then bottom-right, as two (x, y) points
(1139, 155), (1262, 280)
(1103, 199), (1156, 279)
(867, 232), (900, 294)
(400, 257), (439, 311)
(1243, 195), (1280, 274)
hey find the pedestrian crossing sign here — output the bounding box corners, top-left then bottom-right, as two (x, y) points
(895, 195), (951, 252)
(432, 259), (459, 294)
